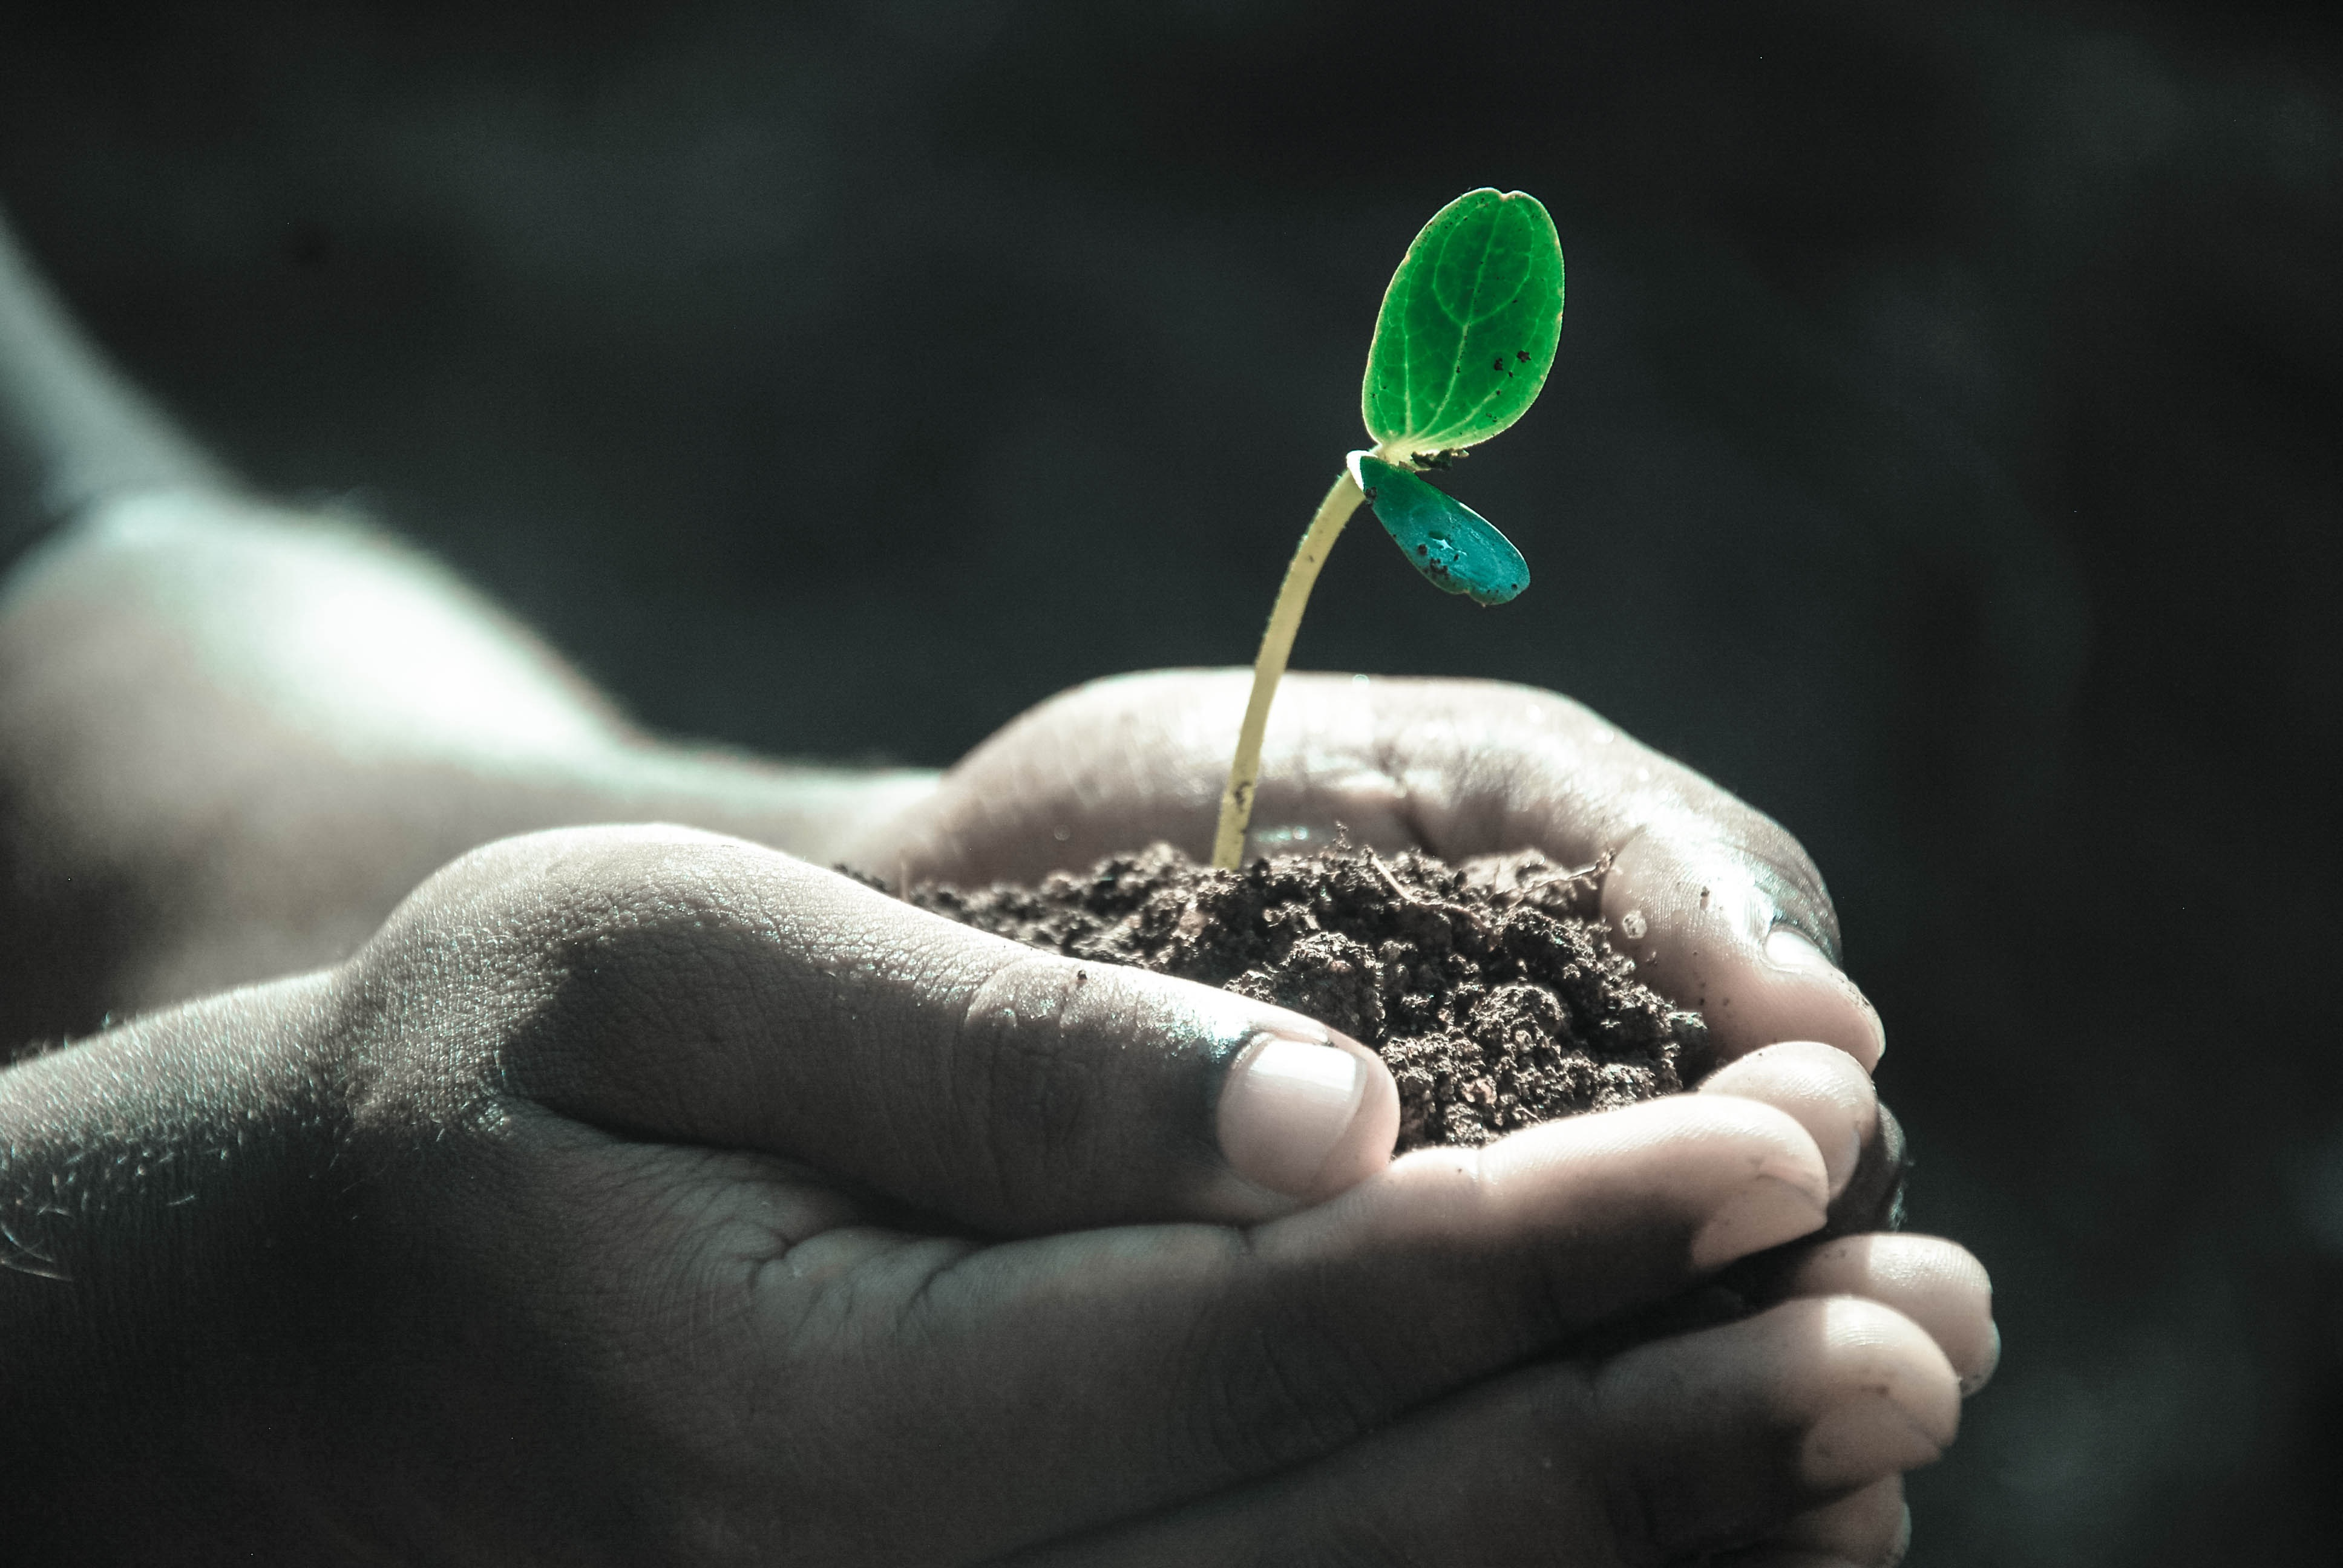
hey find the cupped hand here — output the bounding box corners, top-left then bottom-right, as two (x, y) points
(2, 826), (1985, 1564)
(847, 670), (1884, 1071)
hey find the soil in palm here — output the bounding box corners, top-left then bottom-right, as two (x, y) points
(905, 841), (1712, 1154)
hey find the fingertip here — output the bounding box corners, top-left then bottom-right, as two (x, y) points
(1798, 1399), (1947, 1495)
(1296, 1031), (1401, 1199)
(1800, 1296), (1963, 1475)
(1688, 1172), (1831, 1272)
(1359, 1093), (1831, 1285)
(1476, 1093), (1832, 1220)
(1761, 928), (1887, 1071)
(1966, 1319), (2002, 1398)
(1585, 1295), (1958, 1549)
(1600, 837), (1883, 1072)
(1686, 1284), (1958, 1481)
(1216, 1030), (1396, 1205)
(1697, 1041), (1878, 1200)
(1783, 1235), (1999, 1398)
(1672, 1098), (1837, 1269)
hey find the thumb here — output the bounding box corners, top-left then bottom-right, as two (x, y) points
(350, 826), (1399, 1234)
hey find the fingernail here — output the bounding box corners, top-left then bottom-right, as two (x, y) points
(1798, 1393), (1949, 1492)
(1961, 1320), (2002, 1397)
(1764, 924), (1830, 970)
(1700, 1042), (1870, 1198)
(1217, 1034), (1369, 1198)
(1766, 927), (1889, 1068)
(1688, 1173), (1829, 1271)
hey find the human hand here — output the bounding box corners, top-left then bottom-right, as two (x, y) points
(849, 670), (1884, 1072)
(1, 825), (1985, 1564)
(841, 667), (1986, 1561)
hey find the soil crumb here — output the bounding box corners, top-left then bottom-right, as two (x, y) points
(905, 842), (1712, 1153)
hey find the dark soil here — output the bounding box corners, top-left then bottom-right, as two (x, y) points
(905, 841), (1712, 1154)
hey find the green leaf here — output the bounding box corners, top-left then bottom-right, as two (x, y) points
(1360, 189), (1565, 458)
(1349, 452), (1529, 606)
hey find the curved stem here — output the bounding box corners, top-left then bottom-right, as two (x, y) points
(1211, 468), (1365, 869)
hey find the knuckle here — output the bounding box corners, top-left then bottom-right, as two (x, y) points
(338, 826), (758, 1106)
(953, 956), (1106, 1211)
(358, 826), (736, 977)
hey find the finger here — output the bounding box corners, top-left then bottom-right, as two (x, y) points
(1602, 829), (1884, 1068)
(1722, 1477), (1910, 1567)
(1699, 1040), (1879, 1200)
(1769, 1234), (1999, 1396)
(547, 1089), (1855, 1560)
(349, 825), (1400, 1234)
(1697, 1044), (1908, 1236)
(917, 1096), (1849, 1526)
(1004, 1296), (1959, 1567)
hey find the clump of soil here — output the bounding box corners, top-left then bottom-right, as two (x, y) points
(905, 841), (1712, 1154)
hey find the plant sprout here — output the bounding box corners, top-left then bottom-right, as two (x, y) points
(1209, 188), (1567, 869)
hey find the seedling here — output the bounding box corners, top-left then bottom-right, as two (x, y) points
(1209, 188), (1567, 868)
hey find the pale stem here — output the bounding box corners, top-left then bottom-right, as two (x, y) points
(1210, 467), (1366, 869)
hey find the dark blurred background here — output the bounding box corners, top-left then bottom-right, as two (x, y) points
(3, 0), (2336, 1560)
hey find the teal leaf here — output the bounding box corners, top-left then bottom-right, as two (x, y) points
(1361, 189), (1565, 458)
(1350, 452), (1529, 606)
